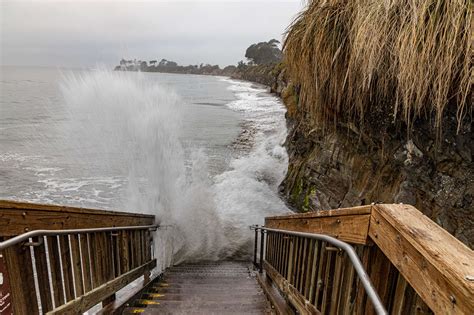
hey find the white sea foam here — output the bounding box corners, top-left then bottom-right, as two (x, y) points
(57, 70), (289, 270)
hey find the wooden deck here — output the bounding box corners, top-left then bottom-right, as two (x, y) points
(123, 261), (272, 314)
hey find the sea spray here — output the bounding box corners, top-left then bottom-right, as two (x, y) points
(215, 78), (289, 257)
(59, 70), (289, 269)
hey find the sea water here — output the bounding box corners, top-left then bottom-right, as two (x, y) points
(0, 66), (289, 268)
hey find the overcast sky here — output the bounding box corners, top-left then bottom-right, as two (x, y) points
(1, 0), (305, 68)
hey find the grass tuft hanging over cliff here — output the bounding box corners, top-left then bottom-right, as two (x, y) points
(284, 0), (472, 135)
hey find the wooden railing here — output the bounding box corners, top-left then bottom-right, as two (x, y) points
(0, 200), (157, 314)
(258, 204), (474, 315)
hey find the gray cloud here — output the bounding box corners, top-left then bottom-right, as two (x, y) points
(1, 0), (304, 68)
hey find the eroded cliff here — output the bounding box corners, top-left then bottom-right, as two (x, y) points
(277, 0), (473, 247)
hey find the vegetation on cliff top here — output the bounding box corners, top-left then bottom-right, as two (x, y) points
(284, 0), (472, 135)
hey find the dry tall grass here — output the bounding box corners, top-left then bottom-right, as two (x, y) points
(284, 0), (472, 134)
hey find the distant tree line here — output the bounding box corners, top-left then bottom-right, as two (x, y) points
(114, 39), (282, 77)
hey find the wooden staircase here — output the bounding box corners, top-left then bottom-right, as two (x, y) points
(123, 261), (272, 314)
(1, 201), (472, 314)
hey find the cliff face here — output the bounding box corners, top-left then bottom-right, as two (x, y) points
(280, 103), (473, 248)
(277, 0), (473, 248)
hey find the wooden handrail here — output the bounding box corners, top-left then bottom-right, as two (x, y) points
(263, 204), (474, 314)
(0, 200), (157, 314)
(369, 204), (474, 314)
(0, 200), (155, 236)
(265, 205), (372, 245)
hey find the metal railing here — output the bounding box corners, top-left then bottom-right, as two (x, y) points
(251, 225), (387, 315)
(0, 224), (158, 314)
(0, 224), (159, 251)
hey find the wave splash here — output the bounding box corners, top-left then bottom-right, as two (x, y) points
(60, 70), (288, 269)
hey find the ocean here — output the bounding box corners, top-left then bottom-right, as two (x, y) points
(0, 66), (289, 264)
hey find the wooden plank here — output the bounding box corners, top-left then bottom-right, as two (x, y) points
(97, 274), (159, 315)
(103, 233), (114, 282)
(370, 205), (474, 314)
(314, 242), (328, 309)
(0, 239), (14, 315)
(277, 234), (282, 274)
(364, 247), (393, 315)
(336, 253), (356, 315)
(284, 235), (291, 278)
(286, 236), (294, 281)
(264, 261), (320, 315)
(266, 232), (272, 266)
(411, 294), (434, 314)
(96, 233), (108, 285)
(0, 200), (154, 237)
(256, 272), (294, 315)
(47, 259), (156, 315)
(265, 205), (372, 220)
(277, 233), (283, 274)
(303, 239), (315, 299)
(145, 230), (151, 262)
(266, 214), (371, 245)
(80, 234), (93, 292)
(70, 234), (84, 297)
(308, 241), (321, 304)
(298, 238), (309, 293)
(3, 243), (39, 314)
(119, 230), (130, 275)
(59, 235), (75, 301)
(321, 250), (335, 314)
(391, 275), (408, 315)
(401, 284), (417, 314)
(293, 237), (301, 288)
(329, 252), (344, 315)
(112, 233), (120, 277)
(89, 233), (101, 288)
(47, 236), (65, 307)
(129, 231), (136, 270)
(34, 237), (54, 312)
(353, 245), (371, 315)
(273, 232), (279, 272)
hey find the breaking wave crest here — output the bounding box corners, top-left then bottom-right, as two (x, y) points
(60, 70), (289, 270)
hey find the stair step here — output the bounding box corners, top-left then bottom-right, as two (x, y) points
(126, 260), (269, 314)
(140, 293), (265, 301)
(148, 287), (262, 294)
(123, 307), (265, 315)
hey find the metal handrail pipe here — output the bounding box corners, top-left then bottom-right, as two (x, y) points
(0, 224), (159, 251)
(251, 225), (387, 315)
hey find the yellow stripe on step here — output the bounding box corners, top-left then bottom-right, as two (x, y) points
(131, 309), (145, 314)
(148, 293), (165, 298)
(142, 300), (160, 305)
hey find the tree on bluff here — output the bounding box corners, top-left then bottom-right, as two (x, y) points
(245, 39), (282, 65)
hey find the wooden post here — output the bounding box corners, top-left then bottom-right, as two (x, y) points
(0, 245), (13, 315)
(3, 243), (39, 314)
